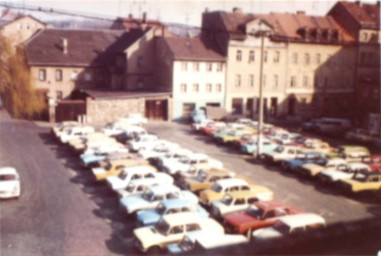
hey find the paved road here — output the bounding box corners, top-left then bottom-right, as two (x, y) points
(1, 112), (380, 255)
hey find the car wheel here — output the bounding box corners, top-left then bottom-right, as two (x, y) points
(147, 246), (161, 254)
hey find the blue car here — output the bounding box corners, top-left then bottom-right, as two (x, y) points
(241, 139), (278, 155)
(136, 198), (209, 227)
(281, 152), (326, 172)
(80, 153), (108, 168)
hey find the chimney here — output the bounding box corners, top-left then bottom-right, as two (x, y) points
(61, 38), (68, 54)
(142, 12), (147, 24)
(297, 10), (305, 15)
(355, 1), (362, 6)
(232, 7), (242, 13)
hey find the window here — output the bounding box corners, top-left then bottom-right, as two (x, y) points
(71, 71), (78, 81)
(249, 50), (255, 62)
(56, 91), (63, 100)
(180, 83), (187, 93)
(193, 62), (199, 71)
(137, 56), (144, 67)
(26, 23), (30, 30)
(290, 76), (297, 87)
(236, 50), (242, 61)
(304, 53), (310, 65)
(274, 51), (280, 62)
(186, 224), (200, 232)
(316, 53), (321, 64)
(181, 62), (188, 71)
(206, 63), (212, 72)
(85, 73), (92, 81)
(206, 83), (212, 93)
(216, 63), (223, 72)
(39, 69), (46, 81)
(215, 83), (222, 92)
(292, 53), (298, 64)
(263, 51), (268, 62)
(235, 74), (241, 88)
(303, 76), (308, 87)
(273, 75), (278, 88)
(170, 225), (184, 234)
(249, 74), (254, 87)
(193, 83), (199, 92)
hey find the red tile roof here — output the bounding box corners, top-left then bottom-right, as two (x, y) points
(162, 37), (225, 61)
(337, 1), (380, 29)
(25, 28), (146, 67)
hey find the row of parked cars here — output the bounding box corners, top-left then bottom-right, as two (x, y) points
(51, 117), (328, 254)
(191, 118), (381, 198)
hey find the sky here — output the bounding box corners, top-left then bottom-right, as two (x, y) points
(0, 0), (364, 26)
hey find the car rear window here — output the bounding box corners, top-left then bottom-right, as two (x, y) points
(0, 174), (16, 181)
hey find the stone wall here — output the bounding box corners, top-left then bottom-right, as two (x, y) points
(86, 97), (145, 125)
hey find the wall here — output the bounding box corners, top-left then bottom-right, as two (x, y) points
(86, 97), (145, 124)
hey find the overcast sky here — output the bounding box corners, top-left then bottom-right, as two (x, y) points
(1, 0), (364, 26)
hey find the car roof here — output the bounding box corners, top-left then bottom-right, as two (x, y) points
(190, 153), (209, 159)
(225, 190), (261, 198)
(254, 200), (291, 210)
(122, 165), (156, 173)
(347, 162), (371, 169)
(160, 198), (194, 208)
(216, 178), (248, 187)
(0, 167), (18, 175)
(162, 212), (204, 226)
(149, 184), (179, 194)
(278, 213), (325, 228)
(207, 168), (233, 175)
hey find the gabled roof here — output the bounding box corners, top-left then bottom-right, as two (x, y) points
(0, 9), (46, 28)
(162, 37), (225, 62)
(25, 28), (146, 67)
(334, 1), (380, 29)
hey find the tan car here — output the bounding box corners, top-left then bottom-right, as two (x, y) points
(338, 171), (381, 194)
(178, 168), (235, 193)
(91, 158), (149, 181)
(302, 141), (334, 154)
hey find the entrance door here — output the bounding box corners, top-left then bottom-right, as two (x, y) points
(288, 98), (296, 115)
(246, 98), (254, 117)
(145, 100), (168, 120)
(270, 97), (277, 116)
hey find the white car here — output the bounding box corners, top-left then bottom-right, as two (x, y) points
(133, 212), (224, 253)
(263, 145), (302, 164)
(252, 213), (325, 240)
(162, 153), (223, 175)
(82, 142), (128, 155)
(138, 141), (180, 160)
(52, 121), (79, 138)
(106, 165), (158, 191)
(59, 126), (95, 143)
(0, 167), (20, 199)
(127, 134), (159, 152)
(191, 119), (214, 131)
(317, 162), (372, 184)
(116, 173), (174, 198)
(118, 113), (147, 126)
(156, 149), (194, 168)
(103, 123), (146, 137)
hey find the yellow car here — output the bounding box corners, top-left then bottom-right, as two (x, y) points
(92, 158), (149, 181)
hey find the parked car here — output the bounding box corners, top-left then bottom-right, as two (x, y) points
(51, 121), (79, 138)
(85, 152), (135, 169)
(241, 138), (279, 156)
(210, 188), (274, 220)
(91, 158), (149, 181)
(198, 178), (255, 205)
(133, 212), (224, 253)
(360, 155), (381, 171)
(0, 167), (20, 199)
(136, 198), (209, 227)
(178, 168), (235, 193)
(116, 174), (174, 198)
(155, 149), (194, 169)
(201, 122), (226, 136)
(262, 145), (302, 165)
(296, 158), (347, 177)
(126, 134), (159, 152)
(191, 119), (214, 132)
(117, 113), (147, 126)
(105, 165), (158, 191)
(317, 162), (372, 184)
(338, 171), (381, 194)
(333, 145), (370, 162)
(119, 184), (198, 215)
(103, 122), (145, 137)
(224, 200), (303, 237)
(166, 231), (248, 254)
(280, 151), (326, 172)
(345, 128), (379, 144)
(137, 141), (180, 161)
(59, 126), (95, 143)
(251, 213), (325, 240)
(313, 117), (352, 135)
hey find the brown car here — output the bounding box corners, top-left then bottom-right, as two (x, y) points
(178, 168), (235, 193)
(223, 200), (303, 238)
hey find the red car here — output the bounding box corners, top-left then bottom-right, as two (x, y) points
(224, 200), (303, 237)
(362, 155), (381, 171)
(201, 123), (225, 136)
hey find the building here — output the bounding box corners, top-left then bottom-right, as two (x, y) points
(0, 9), (48, 48)
(155, 36), (226, 120)
(328, 1), (380, 125)
(202, 7), (358, 121)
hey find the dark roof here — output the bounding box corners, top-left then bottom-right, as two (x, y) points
(162, 37), (225, 61)
(78, 89), (171, 100)
(335, 1), (380, 29)
(25, 28), (146, 67)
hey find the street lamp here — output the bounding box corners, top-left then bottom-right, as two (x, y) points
(255, 22), (272, 159)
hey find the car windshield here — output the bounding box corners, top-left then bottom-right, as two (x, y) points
(196, 171), (207, 182)
(118, 171), (128, 179)
(125, 184), (135, 192)
(275, 146), (284, 153)
(211, 184), (223, 193)
(247, 205), (264, 219)
(179, 156), (190, 164)
(221, 196), (233, 205)
(155, 219), (170, 235)
(104, 162), (112, 171)
(352, 172), (367, 181)
(241, 134), (250, 140)
(273, 221), (290, 234)
(0, 174), (16, 181)
(142, 191), (154, 201)
(187, 167), (197, 174)
(179, 236), (194, 252)
(156, 203), (166, 215)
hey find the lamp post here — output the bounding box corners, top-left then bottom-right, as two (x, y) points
(256, 24), (271, 159)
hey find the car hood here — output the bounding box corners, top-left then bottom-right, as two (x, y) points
(120, 194), (148, 210)
(164, 161), (188, 173)
(320, 170), (352, 181)
(225, 212), (257, 226)
(136, 209), (160, 225)
(92, 167), (106, 175)
(199, 189), (223, 203)
(0, 181), (18, 192)
(106, 176), (126, 190)
(252, 227), (282, 240)
(134, 227), (164, 249)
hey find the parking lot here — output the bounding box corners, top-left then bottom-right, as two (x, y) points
(1, 111), (380, 255)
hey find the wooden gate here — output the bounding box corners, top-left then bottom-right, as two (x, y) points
(145, 99), (168, 120)
(55, 100), (86, 122)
